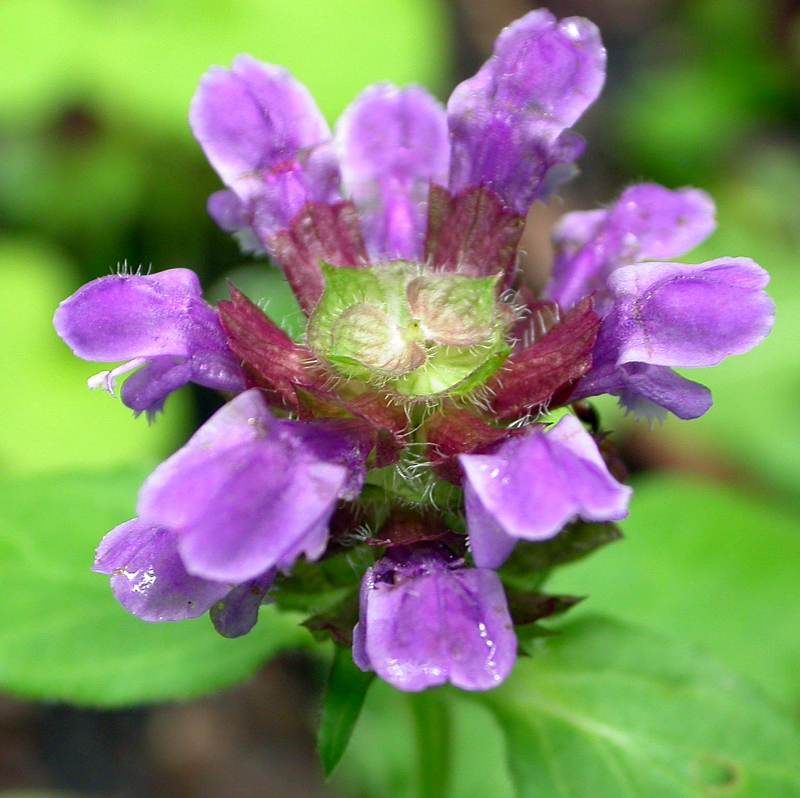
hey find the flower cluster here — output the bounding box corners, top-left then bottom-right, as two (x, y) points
(54, 10), (773, 691)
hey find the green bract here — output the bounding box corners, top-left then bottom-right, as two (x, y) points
(306, 262), (512, 398)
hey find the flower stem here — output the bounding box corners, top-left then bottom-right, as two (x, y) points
(408, 690), (451, 798)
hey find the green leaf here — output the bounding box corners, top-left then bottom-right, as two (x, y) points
(475, 616), (800, 798)
(500, 521), (622, 590)
(302, 591), (360, 647)
(0, 469), (309, 706)
(549, 476), (800, 707)
(272, 547), (374, 617)
(333, 678), (515, 798)
(504, 588), (583, 630)
(318, 645), (374, 777)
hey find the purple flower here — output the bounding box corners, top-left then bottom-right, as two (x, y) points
(446, 11), (605, 214)
(569, 256), (775, 420)
(542, 184), (775, 419)
(190, 55), (340, 242)
(546, 183), (716, 313)
(336, 84), (449, 261)
(93, 388), (372, 632)
(353, 544), (516, 691)
(93, 519), (275, 637)
(136, 389), (371, 583)
(53, 268), (245, 418)
(460, 415), (631, 568)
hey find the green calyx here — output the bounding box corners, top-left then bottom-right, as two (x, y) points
(307, 262), (512, 399)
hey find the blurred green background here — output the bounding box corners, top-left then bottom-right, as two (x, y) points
(0, 0), (798, 795)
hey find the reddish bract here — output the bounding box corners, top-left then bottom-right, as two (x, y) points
(425, 185), (525, 286)
(488, 297), (600, 419)
(218, 286), (318, 410)
(268, 201), (368, 313)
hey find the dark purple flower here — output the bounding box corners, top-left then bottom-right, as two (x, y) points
(353, 544), (516, 691)
(460, 415), (631, 568)
(446, 11), (605, 214)
(136, 389), (371, 583)
(53, 268), (245, 418)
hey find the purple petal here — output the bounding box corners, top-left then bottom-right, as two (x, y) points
(54, 269), (203, 362)
(137, 390), (351, 582)
(568, 331), (714, 421)
(618, 364), (713, 421)
(447, 11), (605, 214)
(280, 418), (374, 500)
(355, 545), (516, 691)
(120, 357), (192, 419)
(550, 208), (608, 261)
(337, 84), (449, 261)
(461, 416), (631, 568)
(191, 56), (342, 242)
(352, 573), (372, 671)
(249, 141), (342, 240)
(207, 190), (265, 255)
(210, 569), (276, 638)
(191, 55), (330, 202)
(94, 519), (230, 622)
(54, 269), (245, 414)
(547, 184), (716, 310)
(608, 257), (775, 368)
(208, 190), (248, 232)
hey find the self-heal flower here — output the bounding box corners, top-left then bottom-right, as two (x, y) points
(93, 520), (275, 637)
(136, 389), (371, 583)
(542, 184), (775, 419)
(93, 389), (372, 633)
(353, 544), (516, 691)
(55, 6), (775, 695)
(461, 415), (631, 568)
(546, 183), (716, 313)
(53, 268), (245, 417)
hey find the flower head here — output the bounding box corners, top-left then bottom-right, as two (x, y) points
(55, 8), (774, 691)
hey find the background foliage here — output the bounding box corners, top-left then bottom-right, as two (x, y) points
(0, 0), (798, 795)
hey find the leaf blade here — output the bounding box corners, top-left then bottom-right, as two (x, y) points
(318, 645), (374, 777)
(0, 468), (309, 706)
(476, 616), (800, 798)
